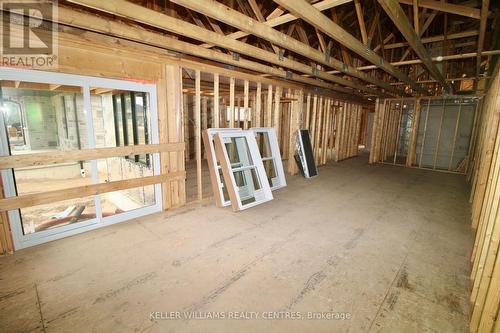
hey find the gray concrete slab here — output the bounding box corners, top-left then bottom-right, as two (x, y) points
(0, 157), (473, 332)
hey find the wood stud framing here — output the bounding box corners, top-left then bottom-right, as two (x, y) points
(370, 96), (480, 174)
(467, 64), (500, 333)
(0, 9), (497, 331)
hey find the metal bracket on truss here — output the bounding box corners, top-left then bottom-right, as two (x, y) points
(224, 64), (235, 70)
(325, 48), (331, 63)
(286, 71), (293, 79)
(342, 62), (348, 72)
(278, 49), (285, 61)
(311, 66), (319, 76)
(232, 52), (240, 61)
(168, 51), (183, 58)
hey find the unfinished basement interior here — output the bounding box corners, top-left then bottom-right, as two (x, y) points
(0, 0), (499, 332)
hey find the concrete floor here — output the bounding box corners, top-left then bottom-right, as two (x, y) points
(0, 156), (473, 333)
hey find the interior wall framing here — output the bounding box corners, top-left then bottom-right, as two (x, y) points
(467, 63), (500, 333)
(369, 96), (479, 174)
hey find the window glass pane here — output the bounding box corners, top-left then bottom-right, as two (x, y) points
(255, 132), (272, 158)
(96, 158), (156, 216)
(91, 88), (156, 217)
(20, 196), (96, 234)
(91, 88), (152, 167)
(224, 136), (253, 167)
(262, 159), (277, 185)
(233, 168), (260, 205)
(1, 81), (94, 234)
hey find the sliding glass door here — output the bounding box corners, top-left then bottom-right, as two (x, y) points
(0, 68), (161, 249)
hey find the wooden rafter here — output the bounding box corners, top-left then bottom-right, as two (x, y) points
(367, 7), (381, 48)
(331, 9), (352, 66)
(378, 0), (450, 92)
(413, 0), (419, 34)
(399, 10), (437, 61)
(244, 0), (281, 53)
(330, 50), (500, 73)
(272, 0), (426, 94)
(65, 1), (381, 96)
(201, 0), (352, 49)
(171, 0), (402, 95)
(354, 0), (368, 45)
(398, 0), (482, 19)
(384, 30), (479, 49)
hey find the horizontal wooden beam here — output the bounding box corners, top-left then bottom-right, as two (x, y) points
(383, 30), (479, 49)
(202, 0), (352, 48)
(329, 50), (500, 73)
(271, 0), (426, 95)
(64, 1), (380, 96)
(0, 143), (184, 169)
(170, 0), (401, 95)
(0, 172), (185, 212)
(398, 0), (481, 19)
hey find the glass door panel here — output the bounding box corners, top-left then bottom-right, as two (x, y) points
(0, 81), (97, 235)
(90, 87), (159, 218)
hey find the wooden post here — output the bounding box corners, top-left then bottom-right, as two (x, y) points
(243, 80), (249, 129)
(256, 82), (262, 127)
(448, 102), (462, 170)
(288, 90), (303, 175)
(310, 95), (318, 152)
(213, 73), (220, 127)
(406, 98), (421, 167)
(201, 96), (208, 132)
(393, 99), (404, 164)
(354, 105), (362, 157)
(370, 98), (380, 163)
(236, 96), (241, 128)
(305, 93), (311, 129)
(160, 64), (186, 209)
(183, 93), (190, 161)
(419, 98), (431, 167)
(433, 99), (446, 169)
(315, 96), (323, 163)
(229, 77), (235, 128)
(322, 99), (331, 164)
(274, 86), (282, 144)
(195, 70), (202, 200)
(267, 85), (273, 127)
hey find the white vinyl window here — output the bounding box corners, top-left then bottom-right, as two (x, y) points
(203, 128), (242, 207)
(251, 127), (287, 190)
(214, 131), (273, 211)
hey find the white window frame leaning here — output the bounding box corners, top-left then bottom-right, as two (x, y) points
(202, 128), (242, 207)
(251, 127), (287, 190)
(213, 131), (273, 211)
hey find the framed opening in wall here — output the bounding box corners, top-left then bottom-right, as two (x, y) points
(0, 68), (161, 249)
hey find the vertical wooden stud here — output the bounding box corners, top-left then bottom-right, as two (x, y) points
(213, 73), (220, 128)
(229, 77), (235, 128)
